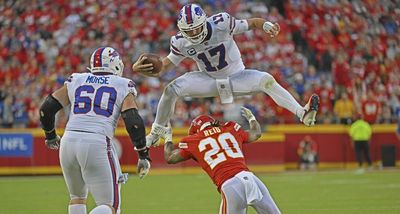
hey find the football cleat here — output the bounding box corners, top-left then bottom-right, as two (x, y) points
(301, 94), (319, 127)
(145, 123), (168, 147)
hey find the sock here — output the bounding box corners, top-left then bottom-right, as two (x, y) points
(262, 81), (304, 119)
(89, 205), (113, 214)
(68, 204), (87, 214)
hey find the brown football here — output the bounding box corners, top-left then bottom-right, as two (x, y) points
(142, 53), (162, 74)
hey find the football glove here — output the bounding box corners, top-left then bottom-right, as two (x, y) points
(45, 135), (61, 150)
(241, 107), (256, 122)
(263, 21), (280, 38)
(161, 124), (173, 143)
(137, 158), (151, 179)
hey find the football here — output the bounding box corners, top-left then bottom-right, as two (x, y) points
(142, 53), (162, 74)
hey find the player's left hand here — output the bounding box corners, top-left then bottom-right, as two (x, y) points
(137, 158), (151, 179)
(45, 135), (61, 150)
(263, 22), (280, 38)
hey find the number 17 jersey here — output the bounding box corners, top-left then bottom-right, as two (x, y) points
(178, 121), (250, 190)
(64, 73), (137, 137)
(167, 12), (249, 79)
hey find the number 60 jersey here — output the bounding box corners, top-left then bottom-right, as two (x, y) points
(167, 12), (249, 79)
(178, 121), (250, 191)
(64, 73), (137, 137)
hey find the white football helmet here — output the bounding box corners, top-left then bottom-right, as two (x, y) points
(88, 47), (124, 76)
(177, 4), (208, 44)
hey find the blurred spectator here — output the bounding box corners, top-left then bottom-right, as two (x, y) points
(349, 114), (372, 171)
(361, 91), (381, 124)
(334, 92), (354, 125)
(297, 135), (318, 171)
(1, 96), (14, 128)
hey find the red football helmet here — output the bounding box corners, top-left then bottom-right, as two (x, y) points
(189, 115), (215, 135)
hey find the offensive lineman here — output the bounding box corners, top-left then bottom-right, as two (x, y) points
(163, 107), (281, 214)
(133, 3), (320, 147)
(39, 47), (150, 214)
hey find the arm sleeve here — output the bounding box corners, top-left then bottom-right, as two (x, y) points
(167, 35), (186, 65)
(39, 94), (63, 139)
(121, 108), (146, 150)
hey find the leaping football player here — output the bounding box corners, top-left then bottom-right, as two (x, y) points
(132, 3), (319, 147)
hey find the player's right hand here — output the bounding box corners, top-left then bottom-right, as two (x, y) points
(241, 107), (256, 122)
(45, 135), (61, 150)
(132, 54), (157, 77)
(137, 158), (151, 179)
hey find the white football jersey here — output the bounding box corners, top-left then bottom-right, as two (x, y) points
(167, 12), (249, 79)
(64, 73), (137, 137)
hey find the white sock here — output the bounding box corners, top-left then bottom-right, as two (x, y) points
(263, 82), (304, 119)
(68, 204), (87, 214)
(89, 205), (113, 214)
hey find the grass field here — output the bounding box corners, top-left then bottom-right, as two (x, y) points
(1, 170), (399, 214)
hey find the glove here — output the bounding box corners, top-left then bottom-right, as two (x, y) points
(132, 54), (158, 77)
(136, 147), (151, 179)
(45, 131), (61, 150)
(241, 107), (256, 122)
(137, 158), (151, 179)
(263, 21), (280, 38)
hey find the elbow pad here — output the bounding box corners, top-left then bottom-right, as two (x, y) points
(121, 108), (146, 151)
(39, 94), (63, 139)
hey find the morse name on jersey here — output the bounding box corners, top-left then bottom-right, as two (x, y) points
(85, 75), (110, 84)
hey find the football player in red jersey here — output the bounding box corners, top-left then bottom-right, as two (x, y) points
(163, 107), (281, 214)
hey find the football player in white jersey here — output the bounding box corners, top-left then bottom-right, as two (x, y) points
(39, 47), (150, 214)
(133, 4), (320, 146)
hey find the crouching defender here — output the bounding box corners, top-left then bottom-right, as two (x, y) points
(39, 47), (150, 214)
(163, 107), (281, 214)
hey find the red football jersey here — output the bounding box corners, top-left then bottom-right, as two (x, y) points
(178, 121), (250, 190)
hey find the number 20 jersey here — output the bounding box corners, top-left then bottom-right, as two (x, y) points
(167, 12), (249, 79)
(178, 121), (250, 190)
(64, 73), (137, 137)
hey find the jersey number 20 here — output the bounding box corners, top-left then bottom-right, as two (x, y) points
(198, 132), (244, 169)
(74, 85), (117, 117)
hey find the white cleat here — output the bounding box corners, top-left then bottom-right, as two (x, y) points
(301, 94), (320, 127)
(145, 123), (168, 147)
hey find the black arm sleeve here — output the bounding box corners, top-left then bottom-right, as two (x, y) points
(121, 108), (149, 159)
(39, 94), (63, 139)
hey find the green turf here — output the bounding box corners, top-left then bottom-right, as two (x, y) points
(1, 170), (399, 214)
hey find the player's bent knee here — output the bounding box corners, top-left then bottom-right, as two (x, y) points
(89, 204), (115, 214)
(260, 73), (276, 90)
(164, 83), (180, 98)
(69, 198), (87, 205)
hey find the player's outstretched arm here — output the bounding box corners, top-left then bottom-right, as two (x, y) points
(241, 107), (262, 143)
(39, 85), (70, 150)
(121, 93), (151, 179)
(247, 18), (280, 38)
(162, 126), (188, 164)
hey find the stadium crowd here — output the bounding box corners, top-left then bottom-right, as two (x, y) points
(0, 0), (399, 128)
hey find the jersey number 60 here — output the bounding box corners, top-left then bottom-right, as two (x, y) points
(198, 132), (244, 169)
(73, 85), (117, 117)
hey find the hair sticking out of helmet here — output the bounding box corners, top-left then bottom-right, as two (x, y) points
(88, 47), (124, 76)
(177, 4), (208, 44)
(189, 115), (215, 135)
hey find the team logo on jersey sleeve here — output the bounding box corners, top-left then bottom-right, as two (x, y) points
(187, 48), (197, 56)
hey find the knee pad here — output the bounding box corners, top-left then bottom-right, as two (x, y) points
(259, 73), (276, 90)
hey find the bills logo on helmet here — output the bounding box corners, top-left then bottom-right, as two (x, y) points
(194, 6), (203, 16)
(178, 10), (183, 21)
(109, 50), (119, 62)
